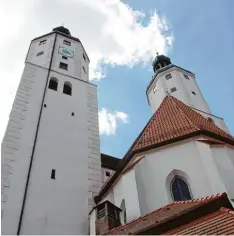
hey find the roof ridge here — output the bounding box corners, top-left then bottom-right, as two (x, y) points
(104, 193), (228, 235)
(171, 97), (233, 140)
(220, 207), (234, 215)
(169, 96), (201, 131)
(166, 207), (230, 235)
(104, 200), (177, 234)
(173, 192), (226, 204)
(133, 96), (199, 150)
(170, 97), (234, 142)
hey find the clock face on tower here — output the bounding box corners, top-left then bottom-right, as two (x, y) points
(58, 46), (74, 58)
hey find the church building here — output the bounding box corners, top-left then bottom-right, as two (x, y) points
(1, 27), (234, 235)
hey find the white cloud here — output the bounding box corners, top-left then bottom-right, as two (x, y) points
(99, 108), (129, 136)
(0, 0), (173, 142)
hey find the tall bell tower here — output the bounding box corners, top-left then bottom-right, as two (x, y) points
(1, 26), (102, 234)
(146, 54), (230, 133)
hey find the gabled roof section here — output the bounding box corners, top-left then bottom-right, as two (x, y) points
(105, 193), (233, 235)
(133, 95), (234, 152)
(94, 96), (234, 203)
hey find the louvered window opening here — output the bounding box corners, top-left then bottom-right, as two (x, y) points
(96, 202), (120, 221)
(97, 207), (106, 219)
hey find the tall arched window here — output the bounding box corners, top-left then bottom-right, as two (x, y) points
(171, 176), (192, 201)
(48, 77), (58, 91)
(63, 82), (72, 96)
(120, 199), (127, 224)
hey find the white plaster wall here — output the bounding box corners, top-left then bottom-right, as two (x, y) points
(101, 167), (115, 184)
(121, 170), (141, 221)
(101, 190), (114, 203)
(134, 158), (152, 216)
(29, 34), (89, 82)
(133, 140), (225, 215)
(1, 31), (100, 234)
(227, 147), (234, 166)
(100, 140), (232, 221)
(1, 64), (49, 234)
(196, 142), (229, 195)
(148, 77), (166, 113)
(27, 34), (55, 68)
(211, 146), (234, 199)
(89, 209), (96, 235)
(148, 67), (211, 114)
(19, 72), (92, 234)
(112, 171), (141, 222)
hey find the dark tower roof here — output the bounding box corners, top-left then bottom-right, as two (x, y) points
(53, 26), (71, 36)
(152, 54), (171, 73)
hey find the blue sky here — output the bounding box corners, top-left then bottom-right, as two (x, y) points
(97, 0), (234, 158)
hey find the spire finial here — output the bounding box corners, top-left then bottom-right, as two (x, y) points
(155, 49), (159, 56)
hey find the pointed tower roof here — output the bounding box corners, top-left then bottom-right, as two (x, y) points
(133, 95), (233, 152)
(94, 96), (233, 203)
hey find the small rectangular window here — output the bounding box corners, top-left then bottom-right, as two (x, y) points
(59, 62), (68, 70)
(39, 39), (46, 45)
(106, 171), (110, 177)
(51, 169), (56, 179)
(62, 56), (68, 60)
(36, 51), (44, 56)
(165, 73), (172, 80)
(82, 66), (86, 74)
(71, 112), (75, 116)
(183, 74), (190, 80)
(191, 91), (196, 95)
(83, 53), (86, 62)
(63, 40), (71, 46)
(153, 85), (157, 93)
(170, 87), (177, 93)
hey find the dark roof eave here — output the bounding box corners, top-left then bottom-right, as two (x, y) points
(94, 131), (234, 203)
(101, 153), (121, 171)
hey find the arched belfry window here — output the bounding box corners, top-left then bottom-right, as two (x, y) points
(171, 176), (192, 201)
(48, 77), (58, 91)
(63, 82), (72, 95)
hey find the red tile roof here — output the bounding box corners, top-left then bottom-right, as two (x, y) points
(95, 96), (234, 203)
(133, 96), (234, 152)
(105, 193), (231, 235)
(166, 207), (234, 235)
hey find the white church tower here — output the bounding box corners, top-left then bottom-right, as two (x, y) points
(147, 54), (230, 133)
(1, 26), (102, 235)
